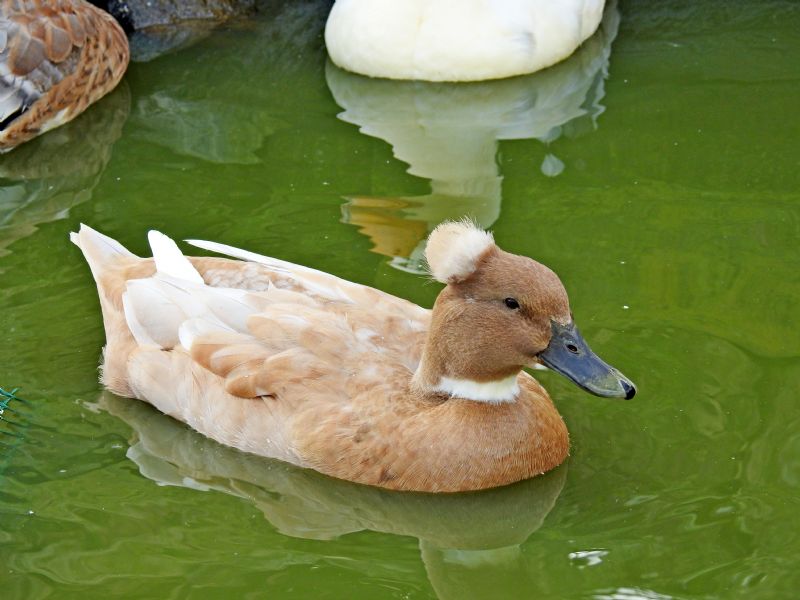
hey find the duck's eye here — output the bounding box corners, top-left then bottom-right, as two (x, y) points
(504, 297), (520, 310)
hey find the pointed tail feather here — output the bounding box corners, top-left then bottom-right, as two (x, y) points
(71, 223), (137, 281)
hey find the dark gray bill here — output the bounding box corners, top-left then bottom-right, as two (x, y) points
(537, 320), (636, 399)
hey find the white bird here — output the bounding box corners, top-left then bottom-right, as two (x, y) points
(325, 0), (606, 81)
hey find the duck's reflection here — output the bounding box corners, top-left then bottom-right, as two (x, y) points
(0, 83), (131, 258)
(330, 2), (619, 273)
(103, 393), (566, 599)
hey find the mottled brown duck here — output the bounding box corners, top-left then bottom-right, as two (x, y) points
(0, 0), (128, 151)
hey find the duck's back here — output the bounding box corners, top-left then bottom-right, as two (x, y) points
(72, 226), (432, 470)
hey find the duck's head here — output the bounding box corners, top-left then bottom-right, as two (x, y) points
(415, 221), (636, 403)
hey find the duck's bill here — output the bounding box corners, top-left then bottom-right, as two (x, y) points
(537, 320), (636, 400)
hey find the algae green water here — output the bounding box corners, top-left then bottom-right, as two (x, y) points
(1, 1), (799, 598)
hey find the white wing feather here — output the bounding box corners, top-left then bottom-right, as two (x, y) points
(149, 230), (204, 284)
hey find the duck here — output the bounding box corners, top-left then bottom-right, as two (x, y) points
(72, 220), (635, 492)
(0, 0), (129, 151)
(324, 0), (607, 82)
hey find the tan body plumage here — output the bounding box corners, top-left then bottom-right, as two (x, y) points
(0, 0), (129, 151)
(73, 222), (634, 492)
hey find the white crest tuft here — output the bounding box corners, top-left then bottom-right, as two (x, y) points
(425, 220), (495, 284)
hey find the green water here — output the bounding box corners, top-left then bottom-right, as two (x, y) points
(1, 0), (799, 598)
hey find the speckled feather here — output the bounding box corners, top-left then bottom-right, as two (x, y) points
(72, 225), (570, 492)
(0, 0), (129, 150)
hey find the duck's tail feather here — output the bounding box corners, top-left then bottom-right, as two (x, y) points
(71, 223), (138, 280)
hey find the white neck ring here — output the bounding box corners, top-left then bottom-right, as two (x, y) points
(432, 374), (519, 404)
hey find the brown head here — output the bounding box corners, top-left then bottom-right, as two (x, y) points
(414, 221), (636, 403)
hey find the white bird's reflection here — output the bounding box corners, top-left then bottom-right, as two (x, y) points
(330, 2), (619, 273)
(103, 393), (567, 600)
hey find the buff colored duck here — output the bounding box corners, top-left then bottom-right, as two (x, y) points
(0, 0), (129, 151)
(72, 221), (635, 492)
(325, 0), (606, 82)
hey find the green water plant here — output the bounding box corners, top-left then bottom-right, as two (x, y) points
(0, 387), (25, 435)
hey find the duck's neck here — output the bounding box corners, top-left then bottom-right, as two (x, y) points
(412, 326), (522, 404)
(412, 361), (520, 404)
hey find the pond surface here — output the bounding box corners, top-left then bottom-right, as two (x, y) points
(1, 0), (799, 598)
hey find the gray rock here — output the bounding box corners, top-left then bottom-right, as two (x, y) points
(101, 0), (256, 30)
(90, 0), (260, 61)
